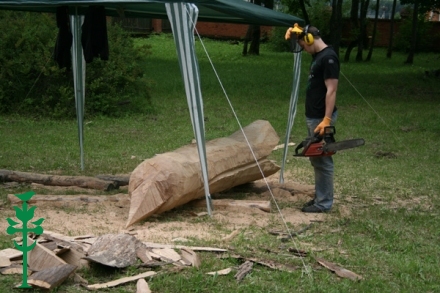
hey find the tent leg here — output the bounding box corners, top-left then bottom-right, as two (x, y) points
(70, 11), (86, 171)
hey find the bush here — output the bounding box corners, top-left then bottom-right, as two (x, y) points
(0, 11), (153, 118)
(393, 12), (434, 53)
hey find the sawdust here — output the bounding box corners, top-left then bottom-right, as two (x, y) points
(0, 170), (334, 244)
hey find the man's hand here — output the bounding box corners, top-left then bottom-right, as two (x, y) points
(314, 116), (332, 135)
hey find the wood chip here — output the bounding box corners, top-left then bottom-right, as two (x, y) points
(136, 278), (152, 293)
(206, 268), (232, 276)
(0, 255), (11, 268)
(316, 258), (363, 281)
(180, 248), (201, 268)
(234, 261), (253, 282)
(0, 248), (23, 260)
(86, 271), (156, 290)
(151, 248), (181, 263)
(0, 264), (30, 275)
(28, 264), (77, 290)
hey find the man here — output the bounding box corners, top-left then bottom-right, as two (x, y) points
(286, 24), (340, 213)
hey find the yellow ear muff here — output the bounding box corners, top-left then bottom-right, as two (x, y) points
(304, 25), (314, 45)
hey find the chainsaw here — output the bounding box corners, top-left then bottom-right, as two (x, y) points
(294, 126), (365, 157)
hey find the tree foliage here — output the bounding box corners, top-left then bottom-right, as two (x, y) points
(0, 11), (153, 119)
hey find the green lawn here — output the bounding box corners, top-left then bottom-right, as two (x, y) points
(0, 34), (439, 292)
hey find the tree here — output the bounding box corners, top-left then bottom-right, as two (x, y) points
(242, 0), (273, 56)
(405, 0), (419, 63)
(366, 0), (381, 61)
(386, 0), (398, 58)
(329, 0), (344, 57)
(356, 0), (370, 61)
(344, 0), (360, 62)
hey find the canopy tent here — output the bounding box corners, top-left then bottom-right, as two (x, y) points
(0, 0), (303, 215)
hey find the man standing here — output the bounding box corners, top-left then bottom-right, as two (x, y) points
(287, 24), (340, 213)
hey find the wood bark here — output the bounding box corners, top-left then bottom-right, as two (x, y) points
(84, 234), (140, 268)
(0, 169), (117, 191)
(127, 120), (280, 227)
(28, 264), (77, 290)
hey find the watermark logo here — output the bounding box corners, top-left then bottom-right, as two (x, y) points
(6, 191), (44, 289)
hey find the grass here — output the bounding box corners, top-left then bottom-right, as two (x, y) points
(1, 33), (439, 292)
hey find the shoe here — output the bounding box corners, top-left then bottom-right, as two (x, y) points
(303, 199), (315, 208)
(301, 205), (324, 213)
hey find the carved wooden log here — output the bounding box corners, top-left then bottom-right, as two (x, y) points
(126, 120), (280, 227)
(0, 170), (116, 191)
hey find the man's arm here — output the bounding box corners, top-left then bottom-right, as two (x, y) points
(313, 78), (339, 135)
(324, 78), (338, 118)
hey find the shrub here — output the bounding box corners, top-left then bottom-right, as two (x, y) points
(0, 11), (153, 118)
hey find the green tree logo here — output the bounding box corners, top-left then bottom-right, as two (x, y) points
(6, 191), (44, 289)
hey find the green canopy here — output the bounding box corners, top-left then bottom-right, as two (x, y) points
(0, 0), (304, 26)
(0, 0), (303, 215)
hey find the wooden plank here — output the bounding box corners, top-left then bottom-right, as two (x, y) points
(86, 271), (156, 290)
(41, 231), (87, 254)
(151, 248), (181, 263)
(0, 255), (12, 267)
(28, 264), (77, 289)
(180, 248), (201, 268)
(136, 278), (152, 293)
(142, 242), (227, 252)
(28, 238), (67, 271)
(57, 247), (89, 269)
(0, 264), (31, 275)
(0, 248), (23, 260)
(136, 244), (153, 263)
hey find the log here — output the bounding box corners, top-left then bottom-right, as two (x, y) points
(191, 199), (271, 212)
(28, 264), (77, 290)
(127, 120), (280, 227)
(7, 193), (129, 205)
(96, 174), (130, 186)
(0, 169), (117, 191)
(0, 264), (31, 275)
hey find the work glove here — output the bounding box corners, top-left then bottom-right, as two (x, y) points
(285, 27), (293, 40)
(285, 23), (304, 40)
(314, 116), (332, 136)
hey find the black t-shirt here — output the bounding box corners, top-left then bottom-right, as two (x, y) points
(305, 46), (339, 118)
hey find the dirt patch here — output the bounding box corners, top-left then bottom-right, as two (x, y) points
(0, 170), (333, 243)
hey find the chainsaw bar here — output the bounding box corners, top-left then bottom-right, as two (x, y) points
(323, 138), (365, 152)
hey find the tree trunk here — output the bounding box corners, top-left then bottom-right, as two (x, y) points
(344, 0), (360, 62)
(405, 1), (419, 64)
(242, 0), (268, 56)
(386, 0), (398, 58)
(356, 0), (370, 61)
(329, 0), (343, 57)
(366, 0), (380, 61)
(298, 0), (310, 24)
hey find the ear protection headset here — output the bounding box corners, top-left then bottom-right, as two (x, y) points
(303, 25), (320, 46)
